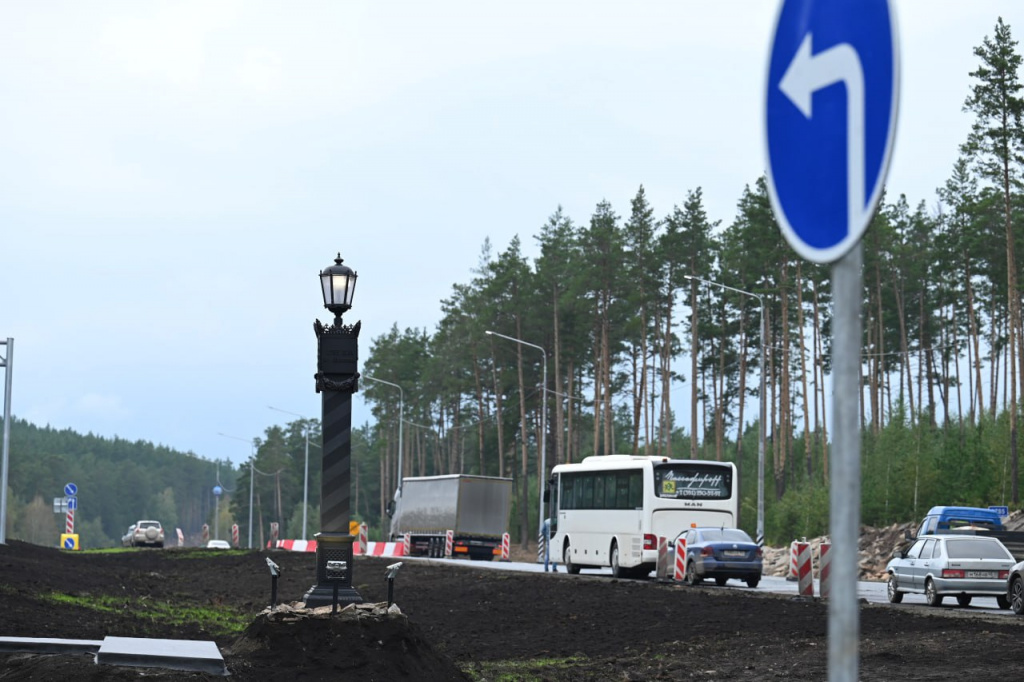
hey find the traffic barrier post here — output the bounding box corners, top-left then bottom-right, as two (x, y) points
(501, 532), (511, 561)
(795, 541), (813, 597)
(656, 537), (669, 580)
(445, 529), (454, 558)
(818, 542), (832, 598)
(359, 523), (368, 555)
(403, 532), (411, 557)
(674, 538), (687, 581)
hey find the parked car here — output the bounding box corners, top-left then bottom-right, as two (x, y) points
(680, 527), (762, 588)
(121, 524), (136, 547)
(886, 534), (1013, 608)
(1007, 560), (1024, 615)
(206, 540), (231, 550)
(129, 520), (165, 548)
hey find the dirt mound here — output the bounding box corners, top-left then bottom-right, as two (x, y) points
(225, 601), (468, 682)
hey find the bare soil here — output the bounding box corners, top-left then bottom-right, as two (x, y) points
(0, 540), (1022, 681)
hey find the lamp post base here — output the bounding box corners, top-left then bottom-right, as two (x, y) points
(303, 532), (363, 609)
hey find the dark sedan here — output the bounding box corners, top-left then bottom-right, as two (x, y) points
(680, 527), (762, 588)
(1009, 560), (1024, 615)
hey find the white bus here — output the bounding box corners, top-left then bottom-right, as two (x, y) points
(548, 455), (739, 578)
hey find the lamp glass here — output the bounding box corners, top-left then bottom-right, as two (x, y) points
(319, 262), (357, 310)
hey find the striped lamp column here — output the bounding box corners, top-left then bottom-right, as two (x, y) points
(303, 314), (364, 608)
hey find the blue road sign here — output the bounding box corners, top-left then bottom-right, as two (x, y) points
(765, 0), (899, 263)
(64, 537), (75, 549)
(67, 496), (78, 511)
(64, 482), (78, 497)
(213, 485), (223, 497)
(990, 505), (1010, 517)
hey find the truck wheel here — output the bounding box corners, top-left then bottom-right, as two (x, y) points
(564, 542), (580, 575)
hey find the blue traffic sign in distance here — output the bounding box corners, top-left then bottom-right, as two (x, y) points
(67, 496), (78, 511)
(64, 482), (78, 497)
(765, 0), (899, 263)
(213, 485), (223, 497)
(64, 537), (76, 550)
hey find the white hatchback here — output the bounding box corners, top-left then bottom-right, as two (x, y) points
(886, 534), (1014, 608)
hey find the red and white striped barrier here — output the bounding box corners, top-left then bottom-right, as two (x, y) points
(793, 541), (813, 596)
(403, 533), (411, 556)
(359, 523), (368, 554)
(274, 539), (406, 556)
(445, 529), (454, 558)
(176, 528), (184, 547)
(231, 524), (239, 548)
(501, 532), (510, 561)
(201, 523), (210, 546)
(674, 538), (687, 581)
(656, 536), (669, 579)
(788, 539), (799, 581)
(818, 542), (832, 598)
(66, 508), (75, 535)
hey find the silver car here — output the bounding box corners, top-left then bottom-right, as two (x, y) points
(886, 534), (1013, 608)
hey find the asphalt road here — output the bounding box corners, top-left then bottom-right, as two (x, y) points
(402, 556), (1016, 617)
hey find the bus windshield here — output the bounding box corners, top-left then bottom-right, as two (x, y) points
(653, 463), (732, 500)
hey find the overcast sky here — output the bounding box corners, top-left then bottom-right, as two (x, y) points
(1, 1), (1019, 467)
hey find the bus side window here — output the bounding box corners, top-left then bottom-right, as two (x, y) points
(628, 470), (643, 509)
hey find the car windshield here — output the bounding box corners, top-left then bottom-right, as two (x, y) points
(945, 539), (1011, 559)
(699, 529), (752, 543)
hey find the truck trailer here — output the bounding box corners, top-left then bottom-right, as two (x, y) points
(388, 474), (513, 560)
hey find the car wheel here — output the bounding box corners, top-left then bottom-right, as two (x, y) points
(956, 595), (972, 607)
(996, 594), (1011, 610)
(610, 542), (624, 579)
(564, 542), (580, 575)
(886, 574), (903, 604)
(925, 579), (943, 607)
(714, 576), (728, 587)
(746, 577), (760, 589)
(1011, 577), (1024, 615)
(684, 560), (700, 586)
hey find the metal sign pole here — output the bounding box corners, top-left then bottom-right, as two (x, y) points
(829, 243), (862, 682)
(0, 338), (12, 545)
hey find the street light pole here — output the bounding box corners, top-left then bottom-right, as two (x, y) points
(268, 406), (317, 541)
(305, 253), (363, 608)
(485, 329), (549, 570)
(363, 375), (404, 500)
(0, 338), (12, 546)
(218, 432), (257, 549)
(684, 276), (766, 546)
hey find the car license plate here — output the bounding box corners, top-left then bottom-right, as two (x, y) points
(965, 571), (994, 579)
(724, 551), (746, 558)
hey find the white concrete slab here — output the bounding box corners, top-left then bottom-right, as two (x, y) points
(0, 636), (103, 655)
(95, 636), (227, 676)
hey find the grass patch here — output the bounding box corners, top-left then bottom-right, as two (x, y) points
(40, 592), (250, 635)
(461, 656), (588, 681)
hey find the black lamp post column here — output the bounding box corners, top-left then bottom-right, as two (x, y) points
(304, 254), (363, 608)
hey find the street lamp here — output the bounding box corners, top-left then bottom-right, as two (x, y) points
(218, 432), (256, 549)
(684, 275), (767, 547)
(363, 375), (404, 500)
(305, 253), (363, 608)
(485, 330), (550, 570)
(268, 406), (319, 541)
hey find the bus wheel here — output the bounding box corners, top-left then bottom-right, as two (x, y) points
(564, 542), (581, 575)
(610, 542), (624, 579)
